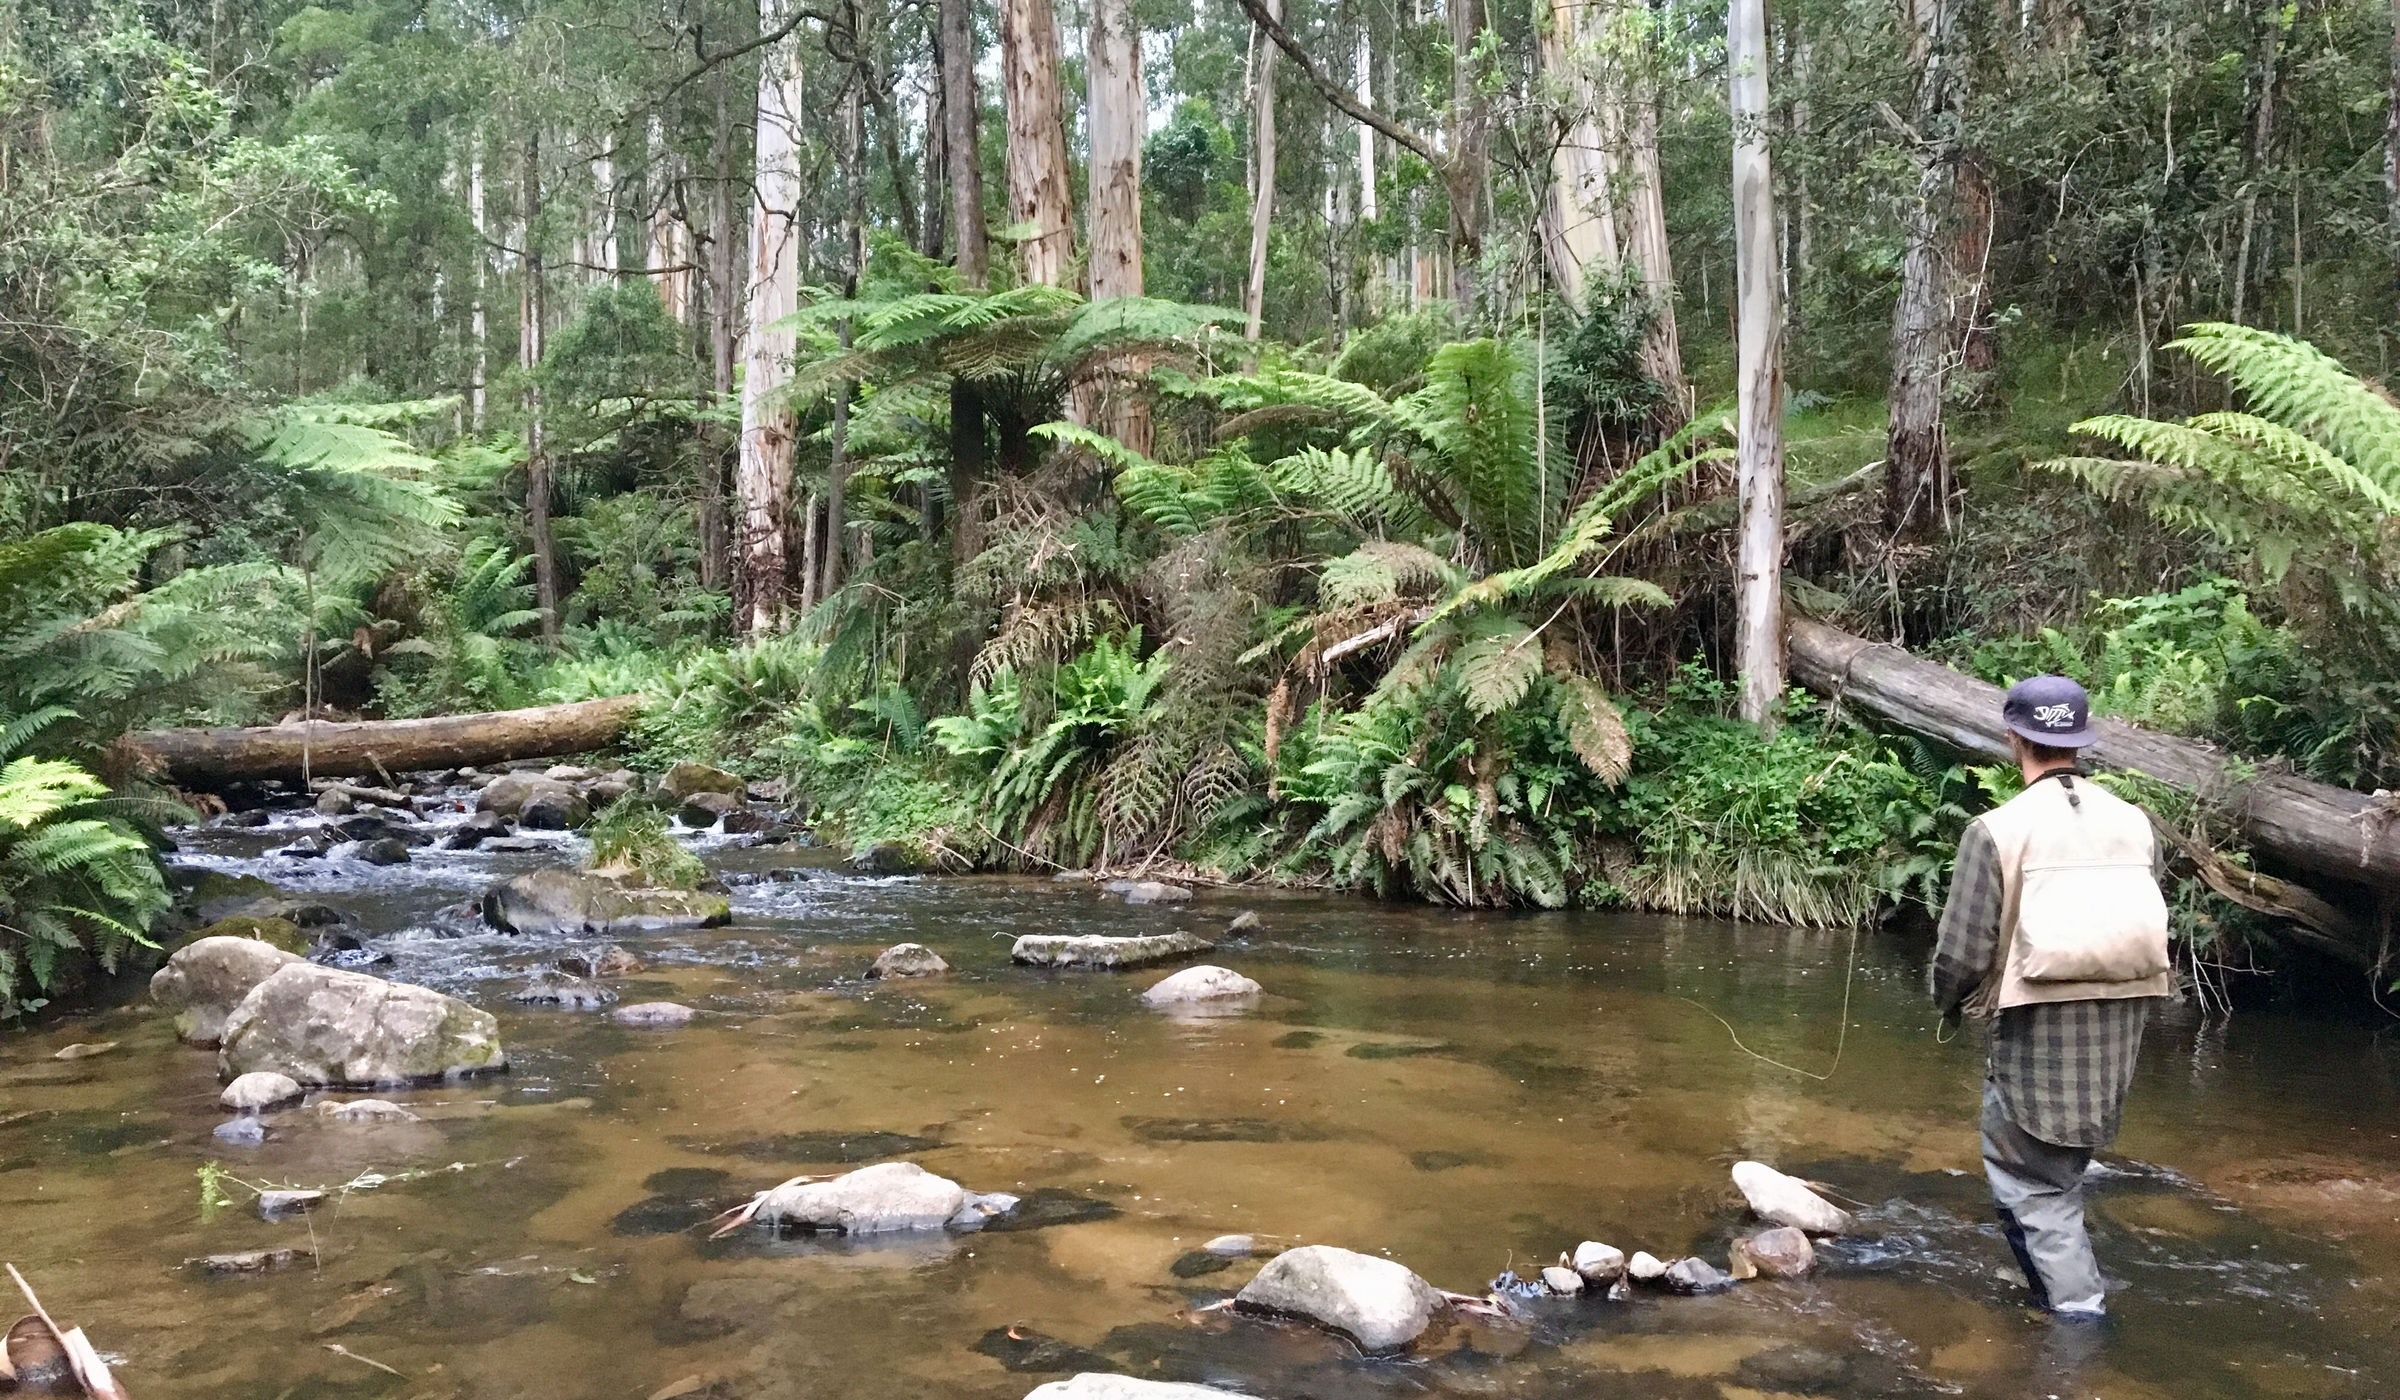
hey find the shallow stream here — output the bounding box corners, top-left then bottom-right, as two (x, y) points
(4, 799), (2399, 1400)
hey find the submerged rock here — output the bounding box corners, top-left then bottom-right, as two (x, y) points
(1729, 1225), (1816, 1279)
(476, 773), (584, 822)
(511, 971), (619, 1009)
(517, 787), (588, 830)
(220, 1071), (303, 1113)
(151, 936), (305, 1045)
(444, 810), (511, 850)
(1225, 910), (1262, 935)
(1121, 880), (1193, 905)
(750, 1161), (992, 1235)
(1731, 1160), (1853, 1234)
(1202, 1233), (1258, 1258)
(1011, 932), (1214, 970)
(1139, 965), (1261, 1006)
(212, 1117), (266, 1146)
(1572, 1241), (1626, 1283)
(1232, 1243), (1447, 1353)
(316, 1098), (420, 1123)
(559, 944), (642, 978)
(613, 1001), (696, 1028)
(480, 869), (731, 937)
(1024, 1378), (1256, 1400)
(258, 1189), (325, 1219)
(218, 964), (505, 1086)
(357, 836), (412, 865)
(868, 943), (950, 979)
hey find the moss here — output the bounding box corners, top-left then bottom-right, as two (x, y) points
(181, 915), (309, 955)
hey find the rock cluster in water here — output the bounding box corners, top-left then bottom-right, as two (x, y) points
(744, 1162), (1020, 1235)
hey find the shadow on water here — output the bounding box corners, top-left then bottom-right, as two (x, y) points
(1, 794), (2395, 1398)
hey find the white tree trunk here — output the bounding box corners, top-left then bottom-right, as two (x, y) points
(1728, 0), (1785, 728)
(593, 151), (617, 272)
(1244, 0), (1281, 340)
(1355, 31), (1377, 222)
(735, 10), (806, 635)
(1085, 0), (1151, 452)
(1541, 0), (1619, 308)
(468, 147), (488, 433)
(1002, 0), (1075, 290)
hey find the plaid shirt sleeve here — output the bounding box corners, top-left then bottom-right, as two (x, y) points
(1931, 822), (2002, 1016)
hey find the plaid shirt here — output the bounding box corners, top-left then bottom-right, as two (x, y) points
(1931, 822), (2155, 1149)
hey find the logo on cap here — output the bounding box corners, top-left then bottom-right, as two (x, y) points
(2032, 702), (2076, 729)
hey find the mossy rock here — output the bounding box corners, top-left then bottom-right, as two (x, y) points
(180, 915), (310, 956)
(184, 872), (285, 922)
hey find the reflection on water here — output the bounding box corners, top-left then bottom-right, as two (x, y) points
(2, 807), (2397, 1399)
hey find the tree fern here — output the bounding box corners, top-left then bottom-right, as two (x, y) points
(0, 722), (169, 1018)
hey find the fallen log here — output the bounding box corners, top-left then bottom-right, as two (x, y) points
(1786, 613), (2399, 925)
(123, 694), (643, 787)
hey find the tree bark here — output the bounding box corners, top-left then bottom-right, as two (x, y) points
(1244, 0), (1282, 341)
(701, 79), (741, 595)
(1885, 0), (1961, 539)
(127, 696), (645, 787)
(1355, 30), (1378, 223)
(735, 6), (807, 635)
(1445, 0), (1491, 309)
(942, 0), (988, 287)
(521, 132), (561, 646)
(1620, 70), (1685, 419)
(468, 145), (488, 434)
(1728, 0), (1784, 728)
(1785, 613), (2400, 914)
(1086, 0), (1152, 453)
(2386, 0), (2400, 323)
(822, 81), (865, 604)
(1001, 0), (1075, 289)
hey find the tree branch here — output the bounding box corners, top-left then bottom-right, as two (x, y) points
(1230, 0), (1440, 166)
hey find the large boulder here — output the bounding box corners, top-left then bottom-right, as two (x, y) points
(476, 774), (583, 822)
(1233, 1244), (1447, 1353)
(183, 915), (310, 955)
(1011, 933), (1214, 970)
(751, 1162), (993, 1235)
(517, 786), (589, 830)
(151, 936), (305, 1045)
(1731, 1161), (1853, 1235)
(217, 963), (505, 1086)
(1729, 1226), (1815, 1279)
(1024, 1379), (1256, 1400)
(480, 869), (730, 936)
(660, 761), (747, 801)
(1140, 965), (1260, 1006)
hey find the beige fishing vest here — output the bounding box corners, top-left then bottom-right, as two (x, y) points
(1965, 773), (2174, 1016)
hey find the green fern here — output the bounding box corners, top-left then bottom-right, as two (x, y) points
(0, 717), (170, 1018)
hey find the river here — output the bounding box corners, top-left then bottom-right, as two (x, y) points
(2, 798), (2396, 1399)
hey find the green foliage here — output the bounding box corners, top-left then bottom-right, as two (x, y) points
(582, 797), (705, 890)
(376, 537), (545, 714)
(0, 709), (170, 1018)
(2040, 327), (2400, 785)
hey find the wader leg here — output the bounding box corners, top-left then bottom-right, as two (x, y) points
(1980, 1081), (2106, 1316)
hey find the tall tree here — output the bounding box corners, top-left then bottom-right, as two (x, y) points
(522, 130), (561, 645)
(1885, 0), (1964, 537)
(735, 8), (807, 635)
(941, 0), (990, 592)
(1086, 0), (1151, 451)
(1728, 0), (1784, 726)
(1244, 0), (1281, 341)
(1002, 0), (1074, 289)
(2386, 0), (2400, 322)
(468, 141), (488, 434)
(821, 79), (866, 604)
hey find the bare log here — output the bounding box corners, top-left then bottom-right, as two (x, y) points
(1787, 613), (2400, 914)
(123, 695), (644, 787)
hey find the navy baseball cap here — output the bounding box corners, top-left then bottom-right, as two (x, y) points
(2002, 674), (2097, 747)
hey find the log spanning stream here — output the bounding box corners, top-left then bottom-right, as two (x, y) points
(4, 792), (2399, 1399)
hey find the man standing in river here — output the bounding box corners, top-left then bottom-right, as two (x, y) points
(1932, 675), (2174, 1319)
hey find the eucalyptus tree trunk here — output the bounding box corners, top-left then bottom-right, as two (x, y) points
(821, 82), (866, 605)
(1885, 0), (1961, 538)
(1001, 0), (1075, 290)
(941, 0), (990, 590)
(2386, 0), (2400, 322)
(701, 79), (741, 594)
(1355, 31), (1377, 223)
(1244, 0), (1280, 341)
(468, 146), (488, 433)
(1620, 76), (1684, 420)
(1728, 0), (1785, 729)
(1444, 0), (1491, 309)
(1086, 0), (1152, 453)
(734, 10), (806, 635)
(521, 131), (560, 646)
(1542, 0), (1619, 311)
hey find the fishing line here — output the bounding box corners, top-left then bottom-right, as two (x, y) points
(1675, 923), (1860, 1082)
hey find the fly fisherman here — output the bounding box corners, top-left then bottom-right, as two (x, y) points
(1932, 675), (2173, 1319)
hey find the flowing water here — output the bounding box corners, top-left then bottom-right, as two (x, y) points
(5, 797), (2400, 1400)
